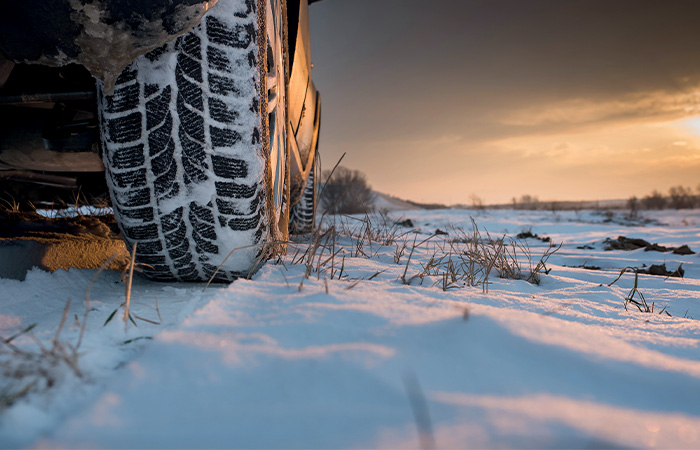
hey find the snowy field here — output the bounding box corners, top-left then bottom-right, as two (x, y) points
(1, 208), (700, 448)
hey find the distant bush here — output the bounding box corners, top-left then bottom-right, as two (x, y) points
(469, 194), (484, 210)
(668, 185), (695, 209)
(641, 190), (666, 210)
(512, 194), (540, 210)
(635, 186), (700, 210)
(320, 166), (375, 214)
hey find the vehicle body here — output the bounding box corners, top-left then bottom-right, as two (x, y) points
(0, 0), (321, 281)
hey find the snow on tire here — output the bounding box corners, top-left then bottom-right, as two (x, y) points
(98, 0), (288, 282)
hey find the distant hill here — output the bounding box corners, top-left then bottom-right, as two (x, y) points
(371, 191), (450, 211)
(372, 191), (420, 211)
(480, 199), (628, 210)
(369, 191), (630, 212)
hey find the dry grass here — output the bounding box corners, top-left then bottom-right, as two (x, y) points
(0, 246), (167, 410)
(104, 245), (162, 328)
(285, 212), (560, 295)
(395, 219), (559, 293)
(608, 267), (672, 316)
(0, 252), (128, 410)
(0, 299), (81, 410)
(0, 195), (23, 213)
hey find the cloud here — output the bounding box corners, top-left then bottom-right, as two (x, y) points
(500, 86), (700, 135)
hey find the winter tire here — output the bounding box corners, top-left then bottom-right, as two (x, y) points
(289, 159), (315, 234)
(98, 0), (289, 282)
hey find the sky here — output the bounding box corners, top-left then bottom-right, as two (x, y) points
(307, 0), (700, 205)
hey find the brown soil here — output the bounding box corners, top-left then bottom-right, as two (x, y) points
(0, 210), (128, 280)
(604, 236), (696, 255)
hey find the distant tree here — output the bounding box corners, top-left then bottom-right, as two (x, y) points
(668, 185), (694, 209)
(642, 190), (666, 210)
(469, 193), (484, 210)
(320, 166), (374, 214)
(517, 194), (540, 210)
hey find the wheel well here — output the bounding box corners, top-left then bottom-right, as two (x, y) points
(287, 0), (301, 70)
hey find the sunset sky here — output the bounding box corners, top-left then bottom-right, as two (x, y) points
(308, 0), (700, 205)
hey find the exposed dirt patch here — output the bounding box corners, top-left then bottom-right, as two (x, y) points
(0, 210), (120, 239)
(516, 230), (551, 243)
(672, 245), (695, 255)
(604, 236), (696, 254)
(394, 219), (414, 228)
(564, 264), (602, 271)
(642, 263), (685, 278)
(0, 210), (128, 280)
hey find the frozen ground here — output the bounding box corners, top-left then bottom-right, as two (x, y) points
(1, 208), (699, 448)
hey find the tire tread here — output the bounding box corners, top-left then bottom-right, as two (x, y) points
(99, 0), (271, 281)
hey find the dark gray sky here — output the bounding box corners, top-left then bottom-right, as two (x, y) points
(308, 0), (700, 204)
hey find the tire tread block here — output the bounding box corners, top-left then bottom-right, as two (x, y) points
(109, 144), (145, 170)
(208, 73), (241, 97)
(215, 181), (256, 199)
(160, 208), (184, 233)
(178, 33), (202, 60)
(209, 98), (239, 124)
(176, 68), (204, 111)
(107, 83), (140, 113)
(107, 112), (142, 144)
(132, 239), (164, 255)
(146, 87), (172, 130)
(111, 168), (148, 189)
(113, 187), (151, 208)
(206, 16), (255, 49)
(210, 125), (242, 148)
(212, 155), (247, 179)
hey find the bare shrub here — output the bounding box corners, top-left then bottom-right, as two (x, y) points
(320, 166), (375, 214)
(642, 190), (666, 210)
(513, 194), (540, 210)
(469, 194), (484, 210)
(668, 185), (694, 209)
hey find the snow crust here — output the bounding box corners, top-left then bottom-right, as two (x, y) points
(1, 208), (700, 448)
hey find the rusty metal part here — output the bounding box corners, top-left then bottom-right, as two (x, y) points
(0, 91), (95, 105)
(0, 167), (79, 188)
(0, 105), (104, 172)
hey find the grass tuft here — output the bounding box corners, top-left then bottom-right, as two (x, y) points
(608, 267), (673, 316)
(283, 212), (560, 295)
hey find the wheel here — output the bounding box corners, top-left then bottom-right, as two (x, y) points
(289, 159), (316, 234)
(97, 0), (289, 282)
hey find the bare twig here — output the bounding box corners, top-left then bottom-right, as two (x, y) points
(124, 242), (137, 330)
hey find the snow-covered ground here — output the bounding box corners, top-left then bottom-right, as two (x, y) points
(1, 208), (700, 448)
